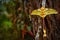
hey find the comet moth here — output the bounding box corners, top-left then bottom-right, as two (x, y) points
(31, 0), (58, 40)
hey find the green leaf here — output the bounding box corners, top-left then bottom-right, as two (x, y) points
(2, 20), (12, 29)
(27, 26), (31, 31)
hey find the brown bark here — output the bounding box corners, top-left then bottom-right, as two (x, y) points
(9, 0), (60, 40)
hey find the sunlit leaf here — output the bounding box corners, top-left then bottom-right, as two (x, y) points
(2, 20), (12, 29)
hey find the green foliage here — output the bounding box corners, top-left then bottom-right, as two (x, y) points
(0, 0), (33, 40)
(2, 20), (12, 29)
(3, 0), (16, 14)
(0, 2), (5, 11)
(0, 0), (18, 40)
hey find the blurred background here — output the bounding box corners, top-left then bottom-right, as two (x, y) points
(0, 0), (60, 40)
